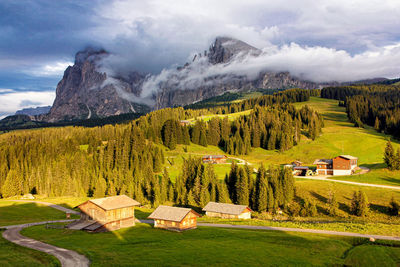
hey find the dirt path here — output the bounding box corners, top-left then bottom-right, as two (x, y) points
(1, 201), (88, 267)
(9, 200), (80, 214)
(295, 175), (400, 191)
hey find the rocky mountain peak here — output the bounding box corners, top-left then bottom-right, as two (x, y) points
(74, 47), (108, 65)
(208, 36), (261, 64)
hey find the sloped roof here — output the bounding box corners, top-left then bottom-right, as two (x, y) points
(82, 195), (140, 211)
(148, 206), (199, 222)
(313, 159), (333, 165)
(202, 202), (252, 215)
(338, 155), (358, 160)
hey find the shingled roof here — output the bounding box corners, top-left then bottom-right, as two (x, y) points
(202, 202), (252, 215)
(148, 206), (200, 222)
(313, 159), (333, 165)
(338, 155), (358, 160)
(81, 195), (140, 211)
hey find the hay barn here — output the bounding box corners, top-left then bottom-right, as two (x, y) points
(202, 202), (252, 219)
(68, 195), (140, 232)
(148, 206), (200, 231)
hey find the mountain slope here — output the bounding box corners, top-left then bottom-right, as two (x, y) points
(42, 48), (150, 122)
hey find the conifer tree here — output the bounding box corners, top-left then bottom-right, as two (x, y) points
(217, 182), (231, 203)
(327, 191), (339, 216)
(384, 141), (396, 170)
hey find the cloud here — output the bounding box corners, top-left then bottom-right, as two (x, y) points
(1, 0), (400, 107)
(0, 90), (55, 117)
(24, 61), (73, 77)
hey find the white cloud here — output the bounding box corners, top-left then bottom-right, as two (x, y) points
(24, 61), (73, 77)
(0, 90), (55, 117)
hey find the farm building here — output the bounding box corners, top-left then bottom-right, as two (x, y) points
(313, 159), (333, 175)
(147, 205), (200, 231)
(314, 155), (358, 176)
(68, 195), (140, 232)
(293, 166), (309, 176)
(332, 155), (358, 175)
(202, 155), (227, 164)
(202, 202), (253, 219)
(291, 160), (303, 167)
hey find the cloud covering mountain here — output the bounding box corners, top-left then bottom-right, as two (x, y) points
(1, 0), (400, 116)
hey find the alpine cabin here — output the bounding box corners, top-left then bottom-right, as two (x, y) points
(69, 195), (140, 232)
(314, 155), (358, 176)
(148, 206), (200, 231)
(202, 202), (253, 219)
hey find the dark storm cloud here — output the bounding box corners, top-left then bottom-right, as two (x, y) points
(0, 0), (103, 60)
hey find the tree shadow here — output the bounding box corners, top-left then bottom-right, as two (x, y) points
(369, 204), (389, 215)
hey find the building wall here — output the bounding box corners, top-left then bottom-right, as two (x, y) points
(154, 212), (197, 230)
(333, 169), (352, 176)
(206, 211), (239, 219)
(205, 211), (251, 219)
(333, 157), (351, 170)
(79, 201), (107, 223)
(238, 212), (251, 219)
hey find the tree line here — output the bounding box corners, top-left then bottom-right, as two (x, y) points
(321, 85), (400, 138)
(161, 104), (323, 155)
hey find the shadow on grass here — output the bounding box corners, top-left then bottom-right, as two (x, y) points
(369, 204), (389, 216)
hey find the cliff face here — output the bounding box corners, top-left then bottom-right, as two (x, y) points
(43, 37), (318, 122)
(43, 48), (149, 122)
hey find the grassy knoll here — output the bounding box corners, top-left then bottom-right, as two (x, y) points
(0, 230), (59, 267)
(0, 200), (71, 226)
(167, 97), (400, 186)
(22, 223), (400, 266)
(187, 109), (252, 123)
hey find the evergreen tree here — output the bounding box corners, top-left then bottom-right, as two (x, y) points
(384, 141), (396, 170)
(217, 182), (231, 203)
(327, 191), (339, 216)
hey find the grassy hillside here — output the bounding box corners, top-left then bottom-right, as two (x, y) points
(22, 223), (400, 266)
(0, 200), (73, 226)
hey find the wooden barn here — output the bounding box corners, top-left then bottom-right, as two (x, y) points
(332, 155), (358, 175)
(202, 155), (227, 164)
(202, 202), (253, 219)
(68, 195), (140, 232)
(147, 206), (200, 231)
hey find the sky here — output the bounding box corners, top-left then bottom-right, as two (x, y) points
(1, 0), (400, 118)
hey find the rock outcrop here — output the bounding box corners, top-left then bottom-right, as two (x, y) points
(42, 48), (149, 122)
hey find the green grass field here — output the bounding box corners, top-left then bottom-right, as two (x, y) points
(0, 200), (71, 226)
(0, 230), (59, 267)
(188, 109), (252, 123)
(22, 223), (400, 266)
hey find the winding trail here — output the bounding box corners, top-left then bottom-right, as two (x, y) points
(1, 201), (89, 267)
(295, 175), (400, 191)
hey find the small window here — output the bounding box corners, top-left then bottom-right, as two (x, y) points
(172, 222), (176, 226)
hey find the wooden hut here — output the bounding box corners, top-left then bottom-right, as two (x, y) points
(202, 202), (253, 219)
(69, 195), (140, 232)
(147, 206), (200, 231)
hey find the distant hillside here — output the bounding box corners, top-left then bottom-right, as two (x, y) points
(15, 106), (51, 116)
